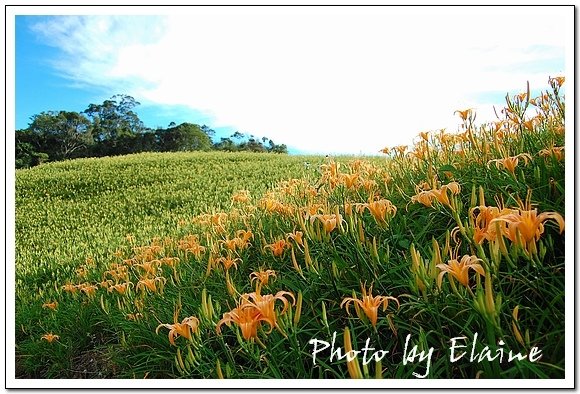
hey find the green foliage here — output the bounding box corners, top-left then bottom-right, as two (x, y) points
(27, 111), (93, 160)
(84, 94), (145, 141)
(156, 123), (212, 152)
(15, 132), (49, 169)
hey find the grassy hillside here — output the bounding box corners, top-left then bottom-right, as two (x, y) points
(16, 152), (326, 293)
(14, 80), (566, 380)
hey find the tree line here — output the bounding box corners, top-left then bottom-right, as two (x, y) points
(15, 94), (288, 168)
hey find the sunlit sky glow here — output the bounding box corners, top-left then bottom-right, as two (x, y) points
(14, 6), (570, 155)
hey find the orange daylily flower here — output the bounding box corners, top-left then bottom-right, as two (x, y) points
(61, 283), (78, 294)
(410, 190), (435, 208)
(381, 171), (393, 184)
(216, 253), (241, 270)
(340, 173), (360, 189)
(487, 153), (532, 175)
(340, 284), (399, 328)
(260, 197), (283, 213)
(250, 269), (277, 289)
(410, 182), (460, 209)
(239, 289), (295, 326)
(236, 229), (254, 248)
(179, 236), (207, 259)
(42, 301), (58, 311)
(133, 245), (162, 262)
(217, 289), (295, 340)
(491, 208), (565, 254)
(410, 143), (429, 160)
(304, 203), (325, 216)
(41, 333), (60, 343)
(219, 237), (239, 251)
(364, 199), (397, 224)
(348, 159), (365, 172)
(440, 132), (457, 146)
(156, 313), (200, 346)
(216, 304), (274, 341)
(436, 254), (485, 289)
(103, 266), (129, 282)
(310, 213), (342, 234)
(135, 260), (160, 276)
(264, 239), (288, 257)
(136, 276), (167, 293)
(515, 92), (528, 102)
(430, 182), (461, 208)
(185, 244), (205, 259)
(539, 146), (564, 161)
(321, 161), (340, 178)
(286, 230), (304, 247)
(108, 282), (133, 295)
(521, 119), (535, 132)
(393, 145), (408, 155)
(76, 266), (88, 278)
(78, 283), (98, 298)
(454, 108), (473, 122)
(160, 257), (180, 268)
(470, 205), (511, 244)
(549, 76), (565, 87)
(99, 279), (113, 289)
(210, 213), (228, 226)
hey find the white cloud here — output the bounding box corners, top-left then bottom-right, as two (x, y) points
(29, 6), (569, 154)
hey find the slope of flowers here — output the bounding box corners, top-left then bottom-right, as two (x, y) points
(17, 78), (565, 379)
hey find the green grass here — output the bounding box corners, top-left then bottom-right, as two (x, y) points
(14, 81), (566, 380)
(16, 152), (322, 295)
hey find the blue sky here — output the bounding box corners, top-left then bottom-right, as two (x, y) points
(13, 7), (570, 155)
(15, 16), (232, 136)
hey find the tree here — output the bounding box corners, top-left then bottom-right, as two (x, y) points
(267, 139), (288, 154)
(84, 94), (145, 142)
(27, 111), (93, 160)
(214, 137), (236, 151)
(270, 143), (288, 154)
(201, 125), (215, 138)
(15, 129), (49, 168)
(243, 137), (267, 152)
(231, 131), (245, 141)
(156, 123), (212, 152)
(15, 94), (290, 168)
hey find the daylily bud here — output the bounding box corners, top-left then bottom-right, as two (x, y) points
(216, 360), (224, 379)
(344, 327), (363, 379)
(293, 291), (303, 328)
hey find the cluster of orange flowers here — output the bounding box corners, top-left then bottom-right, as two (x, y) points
(217, 288), (295, 341)
(58, 238), (181, 307)
(470, 191), (565, 256)
(156, 310), (200, 346)
(42, 77), (565, 384)
(411, 181), (461, 210)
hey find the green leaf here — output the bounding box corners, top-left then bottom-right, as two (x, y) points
(439, 164), (457, 174)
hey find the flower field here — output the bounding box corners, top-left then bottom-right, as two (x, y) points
(15, 79), (566, 380)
